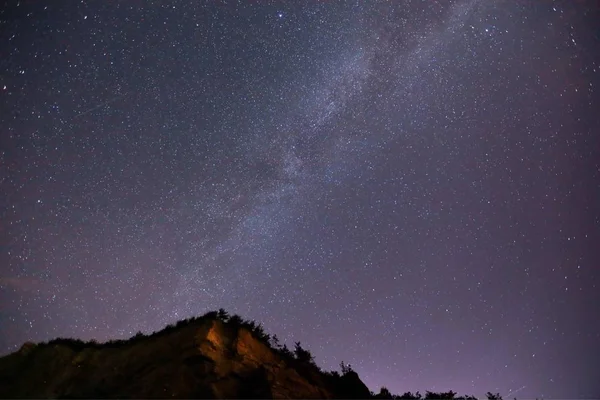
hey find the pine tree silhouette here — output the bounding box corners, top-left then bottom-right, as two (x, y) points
(217, 308), (230, 321)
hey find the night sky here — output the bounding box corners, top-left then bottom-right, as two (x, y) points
(1, 0), (599, 398)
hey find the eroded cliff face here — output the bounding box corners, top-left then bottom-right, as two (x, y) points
(0, 317), (371, 399)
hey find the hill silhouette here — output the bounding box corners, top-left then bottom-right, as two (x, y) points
(0, 309), (507, 399)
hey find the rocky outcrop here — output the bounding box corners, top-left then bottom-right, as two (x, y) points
(0, 314), (372, 399)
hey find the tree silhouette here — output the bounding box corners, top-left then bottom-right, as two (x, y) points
(203, 310), (219, 320)
(328, 370), (341, 379)
(485, 392), (503, 400)
(217, 308), (230, 321)
(244, 319), (257, 331)
(397, 391), (422, 399)
(293, 341), (315, 364)
(228, 314), (243, 327)
(280, 343), (294, 359)
(340, 360), (353, 374)
(270, 334), (281, 349)
(252, 323), (271, 343)
(425, 390), (456, 399)
(133, 331), (144, 340)
(376, 386), (394, 399)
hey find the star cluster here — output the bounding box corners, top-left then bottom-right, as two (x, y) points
(1, 0), (599, 398)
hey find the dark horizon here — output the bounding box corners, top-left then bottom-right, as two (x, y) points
(1, 0), (599, 398)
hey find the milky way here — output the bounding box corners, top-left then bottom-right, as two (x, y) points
(1, 0), (599, 398)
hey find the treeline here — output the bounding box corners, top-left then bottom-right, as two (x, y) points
(372, 388), (504, 400)
(30, 309), (321, 359)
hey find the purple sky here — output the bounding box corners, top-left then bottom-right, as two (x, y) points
(1, 0), (599, 398)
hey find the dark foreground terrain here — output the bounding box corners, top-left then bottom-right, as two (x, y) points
(0, 310), (504, 399)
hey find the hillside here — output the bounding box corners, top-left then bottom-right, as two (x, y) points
(0, 310), (503, 399)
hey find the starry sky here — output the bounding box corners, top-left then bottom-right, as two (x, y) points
(1, 0), (599, 398)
